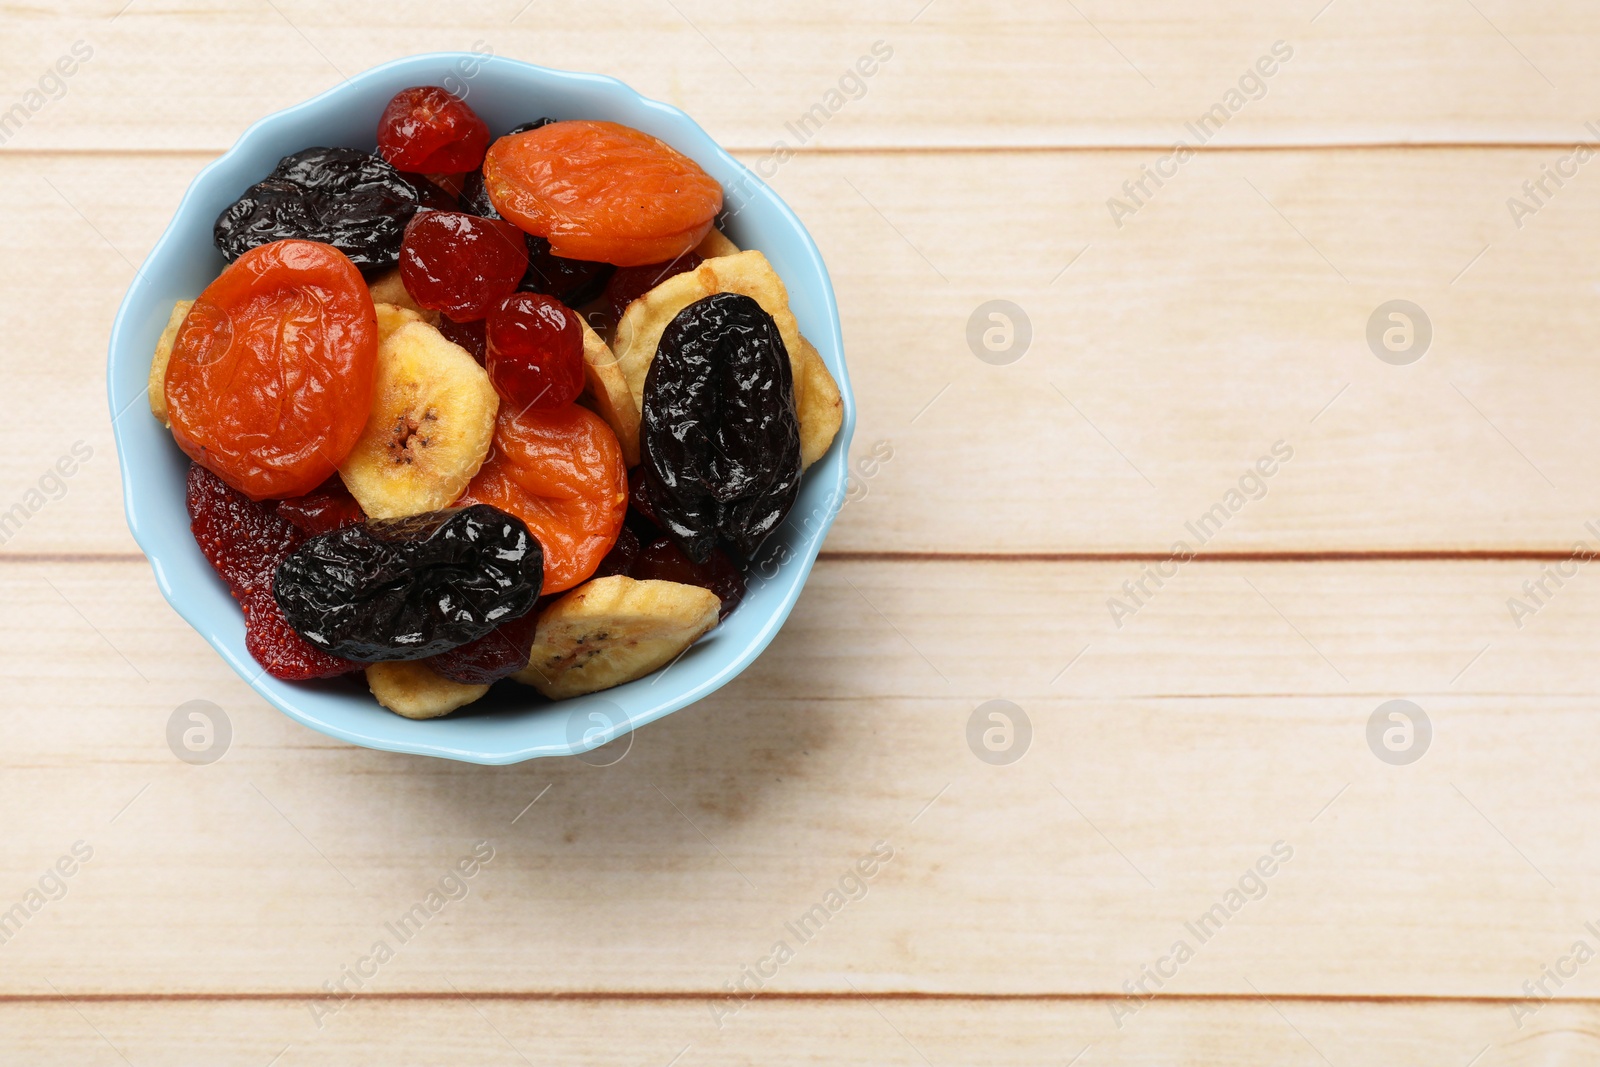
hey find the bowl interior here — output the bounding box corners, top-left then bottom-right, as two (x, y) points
(108, 53), (854, 764)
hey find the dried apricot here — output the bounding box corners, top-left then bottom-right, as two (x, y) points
(165, 239), (378, 500)
(460, 404), (627, 593)
(483, 121), (723, 267)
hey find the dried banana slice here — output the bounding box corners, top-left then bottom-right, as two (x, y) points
(795, 335), (843, 470)
(368, 268), (440, 325)
(367, 660), (488, 719)
(338, 320), (499, 520)
(512, 575), (719, 700)
(613, 250), (807, 417)
(374, 301), (426, 343)
(577, 317), (642, 466)
(147, 299), (194, 427)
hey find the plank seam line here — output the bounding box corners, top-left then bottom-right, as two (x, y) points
(1, 992), (1593, 1005)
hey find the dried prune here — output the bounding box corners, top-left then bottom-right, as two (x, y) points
(438, 316), (487, 363)
(426, 610), (541, 685)
(274, 504), (543, 661)
(187, 464), (361, 680)
(486, 292), (584, 410)
(459, 168), (500, 219)
(640, 292), (801, 561)
(507, 118), (557, 136)
(214, 147), (420, 272)
(592, 523), (640, 580)
(520, 236), (615, 307)
(399, 171), (460, 211)
(633, 537), (746, 620)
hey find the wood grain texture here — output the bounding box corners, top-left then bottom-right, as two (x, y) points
(4, 2), (1597, 1060)
(5, 997), (1597, 1066)
(7, 147), (1600, 556)
(4, 560), (1599, 1000)
(2, 1), (1599, 151)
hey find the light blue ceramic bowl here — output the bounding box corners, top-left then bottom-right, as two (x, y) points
(107, 53), (853, 764)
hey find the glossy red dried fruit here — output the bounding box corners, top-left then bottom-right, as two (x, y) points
(186, 464), (360, 680)
(400, 210), (528, 323)
(426, 610), (541, 685)
(377, 86), (491, 174)
(166, 239), (378, 501)
(274, 476), (367, 536)
(632, 537), (746, 620)
(485, 292), (585, 411)
(483, 121), (723, 266)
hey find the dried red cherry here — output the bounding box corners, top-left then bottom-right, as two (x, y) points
(604, 252), (702, 324)
(426, 610), (541, 685)
(400, 210), (528, 323)
(633, 537), (746, 620)
(274, 504), (544, 661)
(186, 464), (361, 680)
(275, 477), (367, 536)
(377, 86), (491, 174)
(485, 293), (585, 411)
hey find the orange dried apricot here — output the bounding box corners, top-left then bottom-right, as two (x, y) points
(460, 404), (627, 593)
(483, 121), (724, 267)
(165, 239), (378, 500)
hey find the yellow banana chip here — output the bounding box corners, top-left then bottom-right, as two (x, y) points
(367, 660), (488, 719)
(148, 299), (194, 427)
(795, 335), (843, 469)
(612, 250), (808, 418)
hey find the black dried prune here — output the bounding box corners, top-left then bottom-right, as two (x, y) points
(507, 118), (558, 136)
(214, 147), (421, 272)
(520, 235), (614, 307)
(274, 504), (543, 661)
(640, 292), (801, 562)
(458, 168), (500, 219)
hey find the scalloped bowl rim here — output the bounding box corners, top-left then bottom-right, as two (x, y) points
(107, 53), (855, 764)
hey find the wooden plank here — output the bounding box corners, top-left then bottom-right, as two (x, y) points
(4, 559), (1600, 997)
(4, 2), (1600, 151)
(1, 996), (1590, 1066)
(6, 147), (1600, 556)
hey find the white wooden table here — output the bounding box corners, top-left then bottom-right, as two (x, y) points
(5, 2), (1600, 1062)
